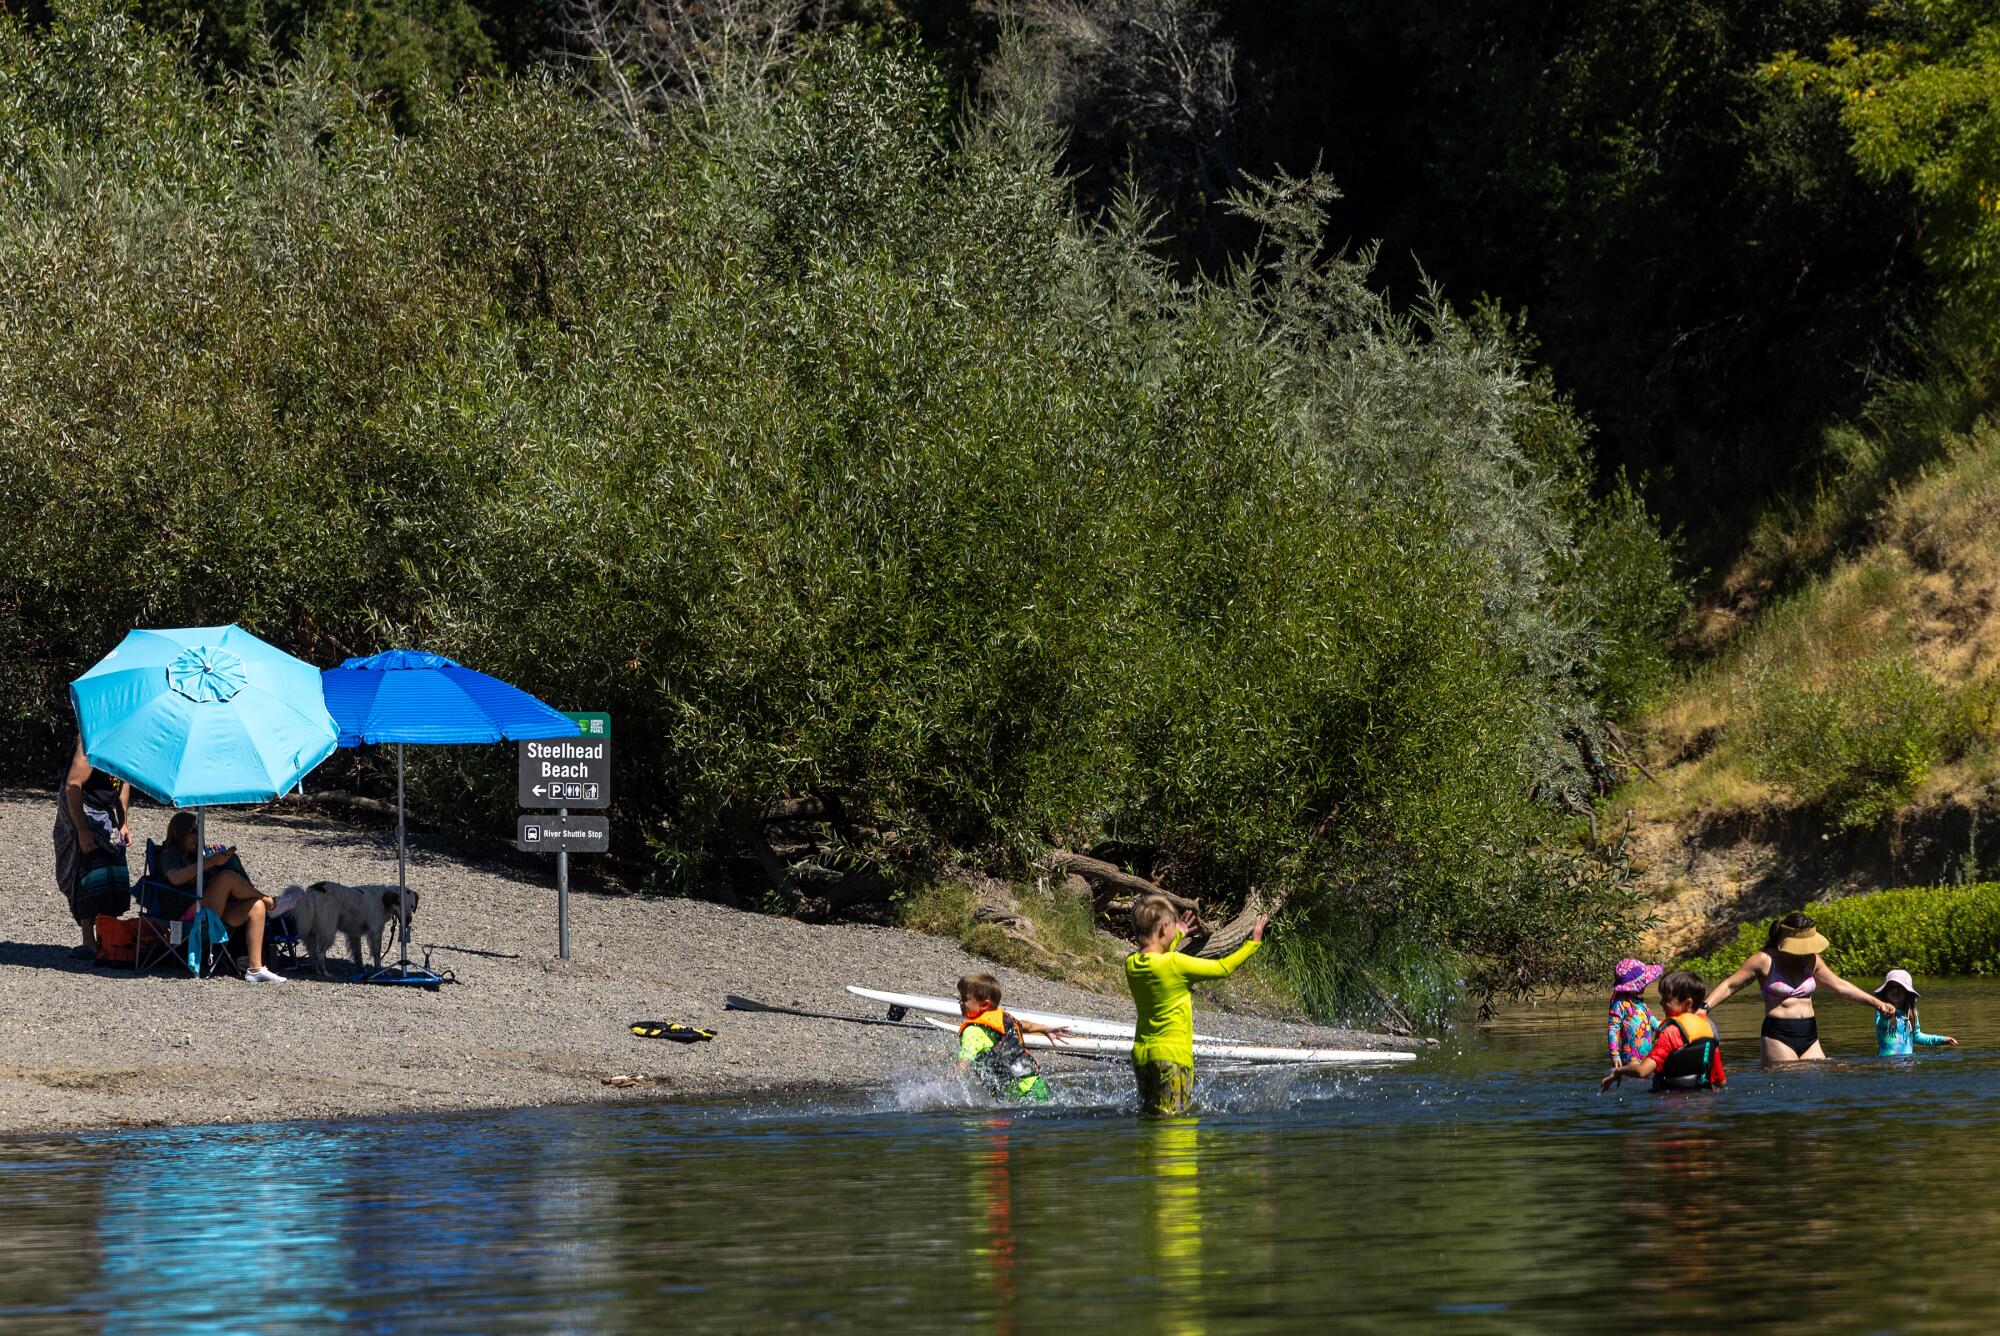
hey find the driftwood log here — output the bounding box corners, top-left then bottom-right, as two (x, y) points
(757, 796), (831, 823)
(1046, 850), (1198, 912)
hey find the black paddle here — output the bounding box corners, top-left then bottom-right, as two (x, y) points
(723, 994), (933, 1030)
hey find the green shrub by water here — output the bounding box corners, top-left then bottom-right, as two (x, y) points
(0, 11), (1682, 1010)
(1747, 656), (1975, 830)
(1679, 882), (2000, 982)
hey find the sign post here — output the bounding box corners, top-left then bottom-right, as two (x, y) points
(519, 711), (610, 961)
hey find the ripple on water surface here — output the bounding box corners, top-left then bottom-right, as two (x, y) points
(4, 981), (2000, 1332)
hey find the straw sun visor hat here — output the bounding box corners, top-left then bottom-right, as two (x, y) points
(1875, 968), (1920, 1000)
(1773, 925), (1831, 957)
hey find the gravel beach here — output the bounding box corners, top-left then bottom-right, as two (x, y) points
(0, 789), (1405, 1133)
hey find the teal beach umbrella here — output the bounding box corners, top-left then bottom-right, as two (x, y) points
(71, 626), (337, 960)
(71, 626), (337, 807)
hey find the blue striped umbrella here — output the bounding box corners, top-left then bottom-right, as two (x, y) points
(320, 650), (577, 983)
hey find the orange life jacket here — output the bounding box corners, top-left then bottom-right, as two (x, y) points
(957, 1008), (1038, 1083)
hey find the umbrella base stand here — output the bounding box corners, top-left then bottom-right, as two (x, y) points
(359, 944), (452, 990)
(359, 961), (447, 989)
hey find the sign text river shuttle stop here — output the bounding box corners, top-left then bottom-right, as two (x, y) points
(519, 711), (610, 959)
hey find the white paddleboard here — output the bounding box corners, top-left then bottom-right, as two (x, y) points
(920, 1016), (1415, 1065)
(846, 984), (1223, 1041)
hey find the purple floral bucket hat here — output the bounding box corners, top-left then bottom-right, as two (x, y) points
(1612, 958), (1664, 995)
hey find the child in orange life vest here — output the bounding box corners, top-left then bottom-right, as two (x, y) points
(956, 973), (1071, 1102)
(1600, 969), (1726, 1092)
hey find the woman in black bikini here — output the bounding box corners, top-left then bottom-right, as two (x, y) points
(1703, 912), (1895, 1060)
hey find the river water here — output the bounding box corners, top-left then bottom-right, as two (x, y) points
(5, 981), (1998, 1333)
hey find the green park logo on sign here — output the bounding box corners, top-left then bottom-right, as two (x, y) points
(566, 711), (610, 739)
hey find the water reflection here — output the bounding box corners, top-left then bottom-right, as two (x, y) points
(9, 981), (2000, 1331)
(96, 1130), (344, 1330)
(968, 1117), (1018, 1334)
(1146, 1120), (1203, 1336)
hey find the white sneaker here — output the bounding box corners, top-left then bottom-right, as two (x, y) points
(244, 966), (286, 984)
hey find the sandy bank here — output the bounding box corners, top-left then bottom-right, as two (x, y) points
(0, 789), (1402, 1133)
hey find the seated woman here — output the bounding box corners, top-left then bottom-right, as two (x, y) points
(157, 812), (286, 984)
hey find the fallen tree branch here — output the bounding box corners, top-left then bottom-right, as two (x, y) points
(291, 789), (399, 820)
(816, 869), (893, 913)
(1046, 850), (1197, 911)
(750, 834), (803, 911)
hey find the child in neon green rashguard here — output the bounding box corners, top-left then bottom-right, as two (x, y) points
(955, 972), (1071, 1101)
(1124, 895), (1267, 1117)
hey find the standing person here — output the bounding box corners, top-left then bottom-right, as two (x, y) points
(53, 736), (132, 960)
(1702, 911), (1895, 1060)
(1873, 969), (1958, 1056)
(1606, 957), (1663, 1075)
(1125, 895), (1267, 1117)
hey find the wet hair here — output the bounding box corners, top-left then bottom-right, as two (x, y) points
(1765, 911), (1818, 956)
(1657, 969), (1706, 1007)
(166, 811), (198, 850)
(957, 972), (1002, 1007)
(1132, 894), (1178, 942)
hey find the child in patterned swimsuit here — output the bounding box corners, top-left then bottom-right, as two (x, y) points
(1874, 969), (1958, 1056)
(1606, 958), (1663, 1079)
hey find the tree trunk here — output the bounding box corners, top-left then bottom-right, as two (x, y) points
(1196, 888), (1282, 958)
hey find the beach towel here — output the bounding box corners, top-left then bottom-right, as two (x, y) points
(185, 907), (231, 975)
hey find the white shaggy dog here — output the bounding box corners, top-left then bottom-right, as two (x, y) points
(288, 881), (419, 976)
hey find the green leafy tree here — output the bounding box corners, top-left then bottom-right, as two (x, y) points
(0, 11), (1674, 1011)
(1775, 3), (2000, 319)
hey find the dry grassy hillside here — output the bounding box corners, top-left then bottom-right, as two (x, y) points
(1611, 422), (2000, 957)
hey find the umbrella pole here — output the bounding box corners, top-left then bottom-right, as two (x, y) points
(397, 743), (411, 969)
(362, 743), (438, 987)
(195, 807), (205, 975)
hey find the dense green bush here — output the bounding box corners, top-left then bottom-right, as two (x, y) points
(1747, 656), (1972, 829)
(1681, 882), (2000, 981)
(0, 9), (1677, 1010)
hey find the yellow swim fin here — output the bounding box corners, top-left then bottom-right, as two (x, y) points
(629, 1021), (716, 1043)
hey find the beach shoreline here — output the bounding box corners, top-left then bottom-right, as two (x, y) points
(0, 789), (1403, 1135)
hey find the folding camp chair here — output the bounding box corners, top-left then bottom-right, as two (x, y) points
(133, 839), (236, 978)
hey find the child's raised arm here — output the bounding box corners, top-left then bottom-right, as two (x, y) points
(1016, 1019), (1073, 1044)
(1169, 917), (1269, 980)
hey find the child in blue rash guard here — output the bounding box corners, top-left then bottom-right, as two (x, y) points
(1874, 969), (1957, 1056)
